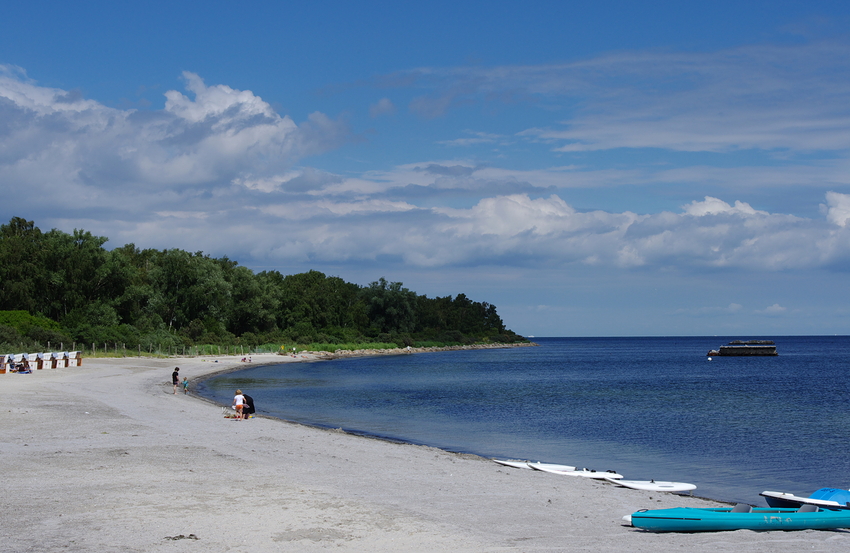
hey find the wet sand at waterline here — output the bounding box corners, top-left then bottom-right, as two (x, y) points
(2, 355), (848, 552)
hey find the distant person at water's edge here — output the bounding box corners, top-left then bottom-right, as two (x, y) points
(172, 367), (180, 394)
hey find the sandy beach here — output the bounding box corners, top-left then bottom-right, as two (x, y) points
(2, 355), (848, 552)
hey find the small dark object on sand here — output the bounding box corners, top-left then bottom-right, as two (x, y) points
(164, 534), (198, 540)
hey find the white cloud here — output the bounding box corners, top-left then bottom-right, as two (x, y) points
(206, 185), (850, 272)
(437, 130), (509, 147)
(258, 199), (416, 220)
(682, 197), (767, 217)
(757, 303), (787, 315)
(369, 97), (396, 118)
(5, 67), (850, 279)
(0, 70), (347, 207)
(164, 71), (278, 123)
(824, 190), (850, 227)
(388, 41), (850, 155)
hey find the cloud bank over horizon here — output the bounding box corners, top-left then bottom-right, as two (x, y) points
(2, 61), (850, 276)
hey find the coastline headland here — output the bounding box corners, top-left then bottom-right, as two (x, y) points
(2, 351), (847, 552)
(306, 341), (538, 360)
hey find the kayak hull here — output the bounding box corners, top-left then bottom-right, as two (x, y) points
(629, 507), (850, 532)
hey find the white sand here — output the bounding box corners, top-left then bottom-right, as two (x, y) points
(2, 355), (848, 552)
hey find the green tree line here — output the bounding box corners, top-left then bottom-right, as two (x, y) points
(0, 217), (524, 351)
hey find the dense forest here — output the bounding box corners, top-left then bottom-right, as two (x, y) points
(0, 217), (524, 352)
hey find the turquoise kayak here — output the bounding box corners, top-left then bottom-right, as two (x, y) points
(626, 505), (850, 532)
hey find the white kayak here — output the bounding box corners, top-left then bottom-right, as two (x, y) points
(605, 477), (696, 492)
(493, 459), (533, 469)
(760, 490), (850, 509)
(534, 465), (623, 479)
(527, 462), (577, 472)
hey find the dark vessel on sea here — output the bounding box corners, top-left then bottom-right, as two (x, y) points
(707, 340), (778, 357)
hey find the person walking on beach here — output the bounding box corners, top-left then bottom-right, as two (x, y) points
(172, 367), (180, 394)
(182, 376), (189, 394)
(232, 389), (246, 420)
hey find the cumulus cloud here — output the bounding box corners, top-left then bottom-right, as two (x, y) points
(682, 197), (767, 217)
(824, 190), (850, 227)
(4, 67), (850, 278)
(0, 70), (348, 212)
(213, 184), (850, 272)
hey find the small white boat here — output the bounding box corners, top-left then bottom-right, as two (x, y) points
(527, 462), (577, 472)
(606, 477), (696, 492)
(761, 488), (850, 509)
(493, 459), (533, 469)
(534, 465), (623, 479)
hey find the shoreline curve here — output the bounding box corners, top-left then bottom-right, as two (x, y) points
(2, 353), (847, 551)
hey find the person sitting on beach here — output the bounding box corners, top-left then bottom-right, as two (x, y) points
(242, 393), (255, 419)
(232, 389), (246, 420)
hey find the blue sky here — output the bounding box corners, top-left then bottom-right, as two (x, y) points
(2, 1), (850, 336)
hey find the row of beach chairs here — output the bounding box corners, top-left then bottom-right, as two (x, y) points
(0, 351), (82, 373)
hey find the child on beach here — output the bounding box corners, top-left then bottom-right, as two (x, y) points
(182, 377), (189, 394)
(232, 389), (246, 420)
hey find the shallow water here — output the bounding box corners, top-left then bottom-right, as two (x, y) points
(197, 336), (850, 504)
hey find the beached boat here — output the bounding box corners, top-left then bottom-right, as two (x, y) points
(533, 465), (623, 479)
(492, 459), (533, 469)
(527, 462), (577, 472)
(605, 477), (696, 492)
(761, 488), (850, 509)
(625, 504), (850, 532)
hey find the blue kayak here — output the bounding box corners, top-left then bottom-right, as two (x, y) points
(627, 504), (850, 532)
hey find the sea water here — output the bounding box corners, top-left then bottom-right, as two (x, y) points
(196, 336), (850, 504)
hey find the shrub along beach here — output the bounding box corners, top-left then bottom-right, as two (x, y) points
(0, 217), (525, 361)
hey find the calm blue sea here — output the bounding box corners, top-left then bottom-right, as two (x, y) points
(196, 336), (850, 505)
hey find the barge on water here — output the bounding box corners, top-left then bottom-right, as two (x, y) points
(707, 340), (778, 357)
